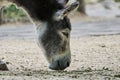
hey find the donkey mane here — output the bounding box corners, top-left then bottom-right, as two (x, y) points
(9, 0), (64, 21)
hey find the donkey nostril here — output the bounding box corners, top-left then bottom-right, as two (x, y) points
(57, 60), (70, 69)
(66, 61), (70, 67)
(57, 60), (61, 67)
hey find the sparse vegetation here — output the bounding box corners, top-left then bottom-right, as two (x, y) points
(115, 0), (120, 2)
(3, 4), (26, 18)
(0, 4), (29, 24)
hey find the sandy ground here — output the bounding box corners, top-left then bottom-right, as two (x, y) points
(0, 3), (120, 80)
(0, 35), (120, 80)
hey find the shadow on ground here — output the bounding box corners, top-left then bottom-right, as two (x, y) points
(0, 69), (120, 80)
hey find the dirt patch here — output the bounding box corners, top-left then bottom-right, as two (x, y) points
(0, 35), (120, 80)
(0, 70), (120, 80)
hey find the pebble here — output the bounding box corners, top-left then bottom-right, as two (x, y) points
(0, 60), (9, 71)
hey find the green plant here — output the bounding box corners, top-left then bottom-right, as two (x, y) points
(115, 0), (120, 2)
(3, 4), (27, 19)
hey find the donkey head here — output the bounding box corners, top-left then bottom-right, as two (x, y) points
(39, 17), (71, 70)
(36, 1), (79, 70)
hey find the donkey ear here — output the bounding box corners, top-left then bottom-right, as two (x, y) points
(53, 9), (65, 21)
(57, 0), (69, 5)
(53, 1), (79, 21)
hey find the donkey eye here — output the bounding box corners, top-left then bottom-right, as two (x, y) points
(59, 28), (70, 38)
(62, 32), (69, 38)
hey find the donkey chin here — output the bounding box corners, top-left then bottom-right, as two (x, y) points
(36, 1), (79, 70)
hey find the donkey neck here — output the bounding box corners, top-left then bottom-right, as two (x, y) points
(32, 20), (48, 39)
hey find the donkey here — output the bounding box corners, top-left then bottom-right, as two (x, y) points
(4, 0), (79, 70)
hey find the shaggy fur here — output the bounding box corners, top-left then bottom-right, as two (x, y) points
(9, 0), (65, 21)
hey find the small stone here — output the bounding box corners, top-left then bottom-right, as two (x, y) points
(0, 60), (9, 71)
